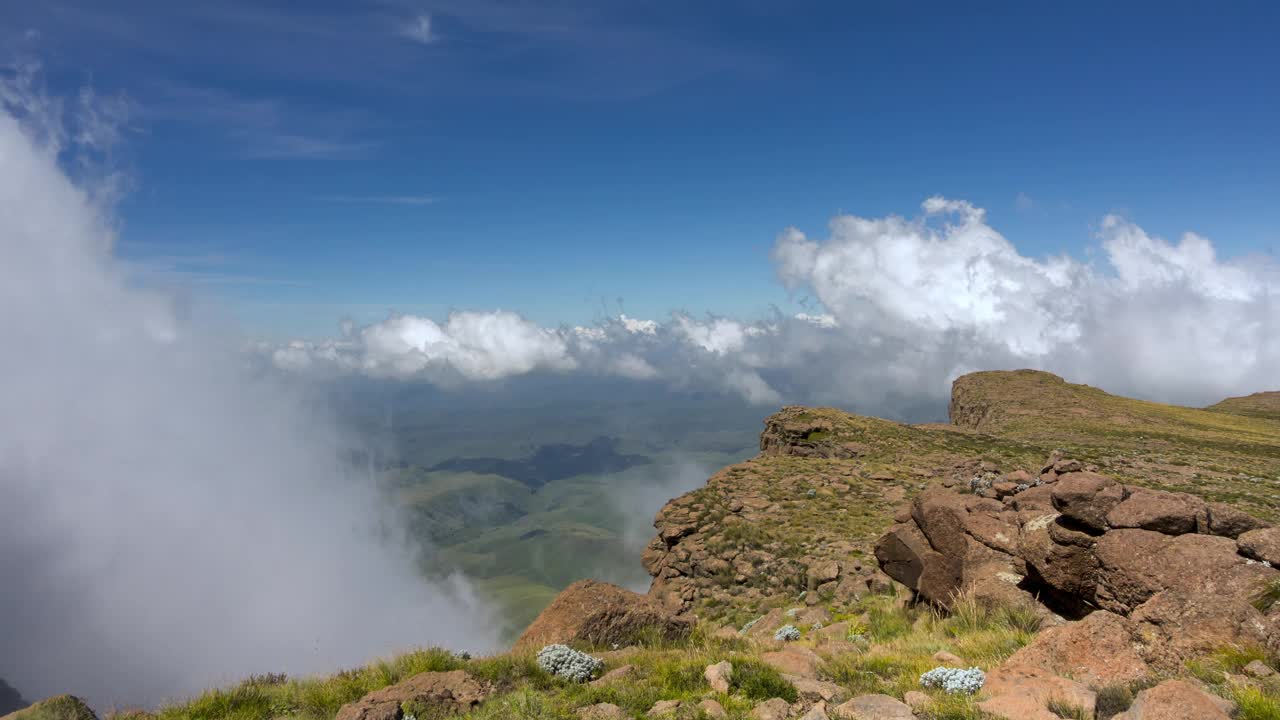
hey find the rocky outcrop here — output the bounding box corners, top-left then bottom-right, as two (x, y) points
(877, 459), (1280, 692)
(334, 671), (491, 720)
(759, 407), (868, 459)
(515, 579), (693, 651)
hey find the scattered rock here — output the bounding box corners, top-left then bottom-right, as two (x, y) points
(1051, 472), (1124, 531)
(902, 691), (931, 713)
(762, 646), (822, 679)
(516, 579), (692, 650)
(1204, 502), (1271, 538)
(590, 665), (636, 687)
(788, 678), (847, 705)
(1110, 679), (1235, 720)
(1244, 660), (1275, 678)
(647, 700), (681, 718)
(798, 703), (830, 720)
(931, 650), (963, 665)
(698, 699), (728, 719)
(577, 703), (626, 720)
(749, 698), (792, 720)
(831, 694), (914, 719)
(704, 661), (733, 694)
(335, 671), (491, 720)
(1104, 488), (1204, 535)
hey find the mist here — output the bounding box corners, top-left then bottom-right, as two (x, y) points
(0, 76), (497, 707)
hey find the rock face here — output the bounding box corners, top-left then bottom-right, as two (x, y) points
(1, 696), (96, 720)
(334, 671), (491, 720)
(875, 460), (1280, 670)
(514, 579), (692, 651)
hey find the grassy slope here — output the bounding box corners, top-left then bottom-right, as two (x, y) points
(138, 371), (1280, 720)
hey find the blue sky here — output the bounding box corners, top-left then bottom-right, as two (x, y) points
(5, 0), (1279, 338)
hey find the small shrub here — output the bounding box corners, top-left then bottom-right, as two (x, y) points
(919, 667), (985, 695)
(773, 625), (801, 642)
(731, 660), (799, 703)
(1231, 685), (1280, 720)
(1253, 578), (1280, 612)
(535, 644), (602, 682)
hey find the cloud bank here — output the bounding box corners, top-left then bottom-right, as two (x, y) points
(0, 68), (496, 707)
(272, 198), (1278, 417)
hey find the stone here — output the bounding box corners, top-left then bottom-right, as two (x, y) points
(1204, 502), (1271, 538)
(1104, 488), (1204, 535)
(830, 694), (914, 719)
(1051, 472), (1124, 531)
(577, 703), (627, 720)
(1111, 679), (1235, 720)
(1130, 590), (1277, 673)
(1244, 660), (1275, 678)
(808, 559), (841, 587)
(788, 678), (848, 705)
(1003, 611), (1152, 686)
(515, 579), (692, 650)
(902, 691), (930, 713)
(798, 704), (829, 720)
(749, 698), (792, 720)
(705, 661), (733, 694)
(976, 664), (1096, 720)
(744, 609), (789, 641)
(1094, 530), (1271, 614)
(647, 700), (682, 717)
(335, 671), (491, 720)
(698, 699), (728, 719)
(590, 665), (636, 687)
(1238, 527), (1280, 565)
(762, 646), (822, 679)
(931, 650), (963, 665)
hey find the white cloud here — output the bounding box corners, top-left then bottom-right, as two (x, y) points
(0, 68), (495, 707)
(401, 14), (434, 44)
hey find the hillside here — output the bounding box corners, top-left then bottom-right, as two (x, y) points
(16, 370), (1280, 720)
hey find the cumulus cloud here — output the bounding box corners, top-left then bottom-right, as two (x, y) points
(0, 70), (495, 707)
(269, 197), (1278, 417)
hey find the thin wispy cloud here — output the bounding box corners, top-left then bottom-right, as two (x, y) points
(326, 194), (439, 206)
(400, 14), (435, 44)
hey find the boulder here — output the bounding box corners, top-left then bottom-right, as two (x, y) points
(1238, 527), (1280, 565)
(798, 704), (830, 720)
(931, 650), (963, 665)
(1244, 660), (1275, 678)
(1, 697), (96, 720)
(515, 579), (692, 650)
(749, 698), (792, 720)
(705, 661), (732, 694)
(590, 665), (636, 687)
(1204, 502), (1271, 538)
(698, 699), (728, 719)
(1051, 472), (1124, 531)
(1104, 488), (1204, 535)
(1110, 679), (1235, 720)
(1003, 611), (1152, 686)
(902, 691), (930, 713)
(830, 694), (914, 719)
(334, 671), (491, 720)
(788, 678), (847, 705)
(976, 664), (1096, 720)
(1130, 590), (1279, 672)
(647, 700), (681, 717)
(1093, 531), (1269, 614)
(762, 646), (822, 679)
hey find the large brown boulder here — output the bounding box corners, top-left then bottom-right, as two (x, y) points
(1003, 611), (1152, 686)
(1130, 590), (1280, 671)
(1238, 527), (1280, 565)
(1104, 488), (1204, 535)
(976, 664), (1096, 720)
(1093, 530), (1271, 614)
(515, 579), (693, 651)
(1051, 472), (1124, 531)
(1110, 679), (1235, 720)
(334, 671), (491, 720)
(1, 696), (96, 720)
